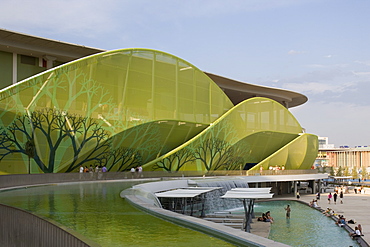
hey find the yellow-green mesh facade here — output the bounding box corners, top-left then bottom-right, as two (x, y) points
(0, 48), (317, 174)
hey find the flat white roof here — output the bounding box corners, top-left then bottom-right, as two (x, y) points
(221, 191), (274, 199)
(221, 187), (274, 199)
(230, 188), (272, 193)
(155, 188), (220, 198)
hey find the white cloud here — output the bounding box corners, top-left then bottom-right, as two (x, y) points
(288, 50), (306, 55)
(283, 81), (355, 94)
(352, 71), (370, 77)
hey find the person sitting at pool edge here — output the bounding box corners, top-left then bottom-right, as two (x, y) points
(350, 226), (361, 239)
(265, 211), (274, 223)
(336, 215), (346, 227)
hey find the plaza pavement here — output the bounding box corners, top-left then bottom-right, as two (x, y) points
(274, 190), (370, 245)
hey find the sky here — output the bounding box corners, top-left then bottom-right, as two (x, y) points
(1, 0), (370, 147)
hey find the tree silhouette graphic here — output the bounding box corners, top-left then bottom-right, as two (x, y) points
(0, 108), (111, 173)
(153, 147), (195, 172)
(193, 138), (235, 171)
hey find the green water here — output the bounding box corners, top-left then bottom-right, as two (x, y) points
(0, 181), (234, 247)
(254, 201), (360, 247)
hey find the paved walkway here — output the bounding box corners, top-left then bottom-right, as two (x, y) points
(274, 190), (370, 245)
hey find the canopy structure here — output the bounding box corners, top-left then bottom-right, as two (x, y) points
(221, 187), (274, 232)
(155, 188), (220, 198)
(155, 187), (222, 216)
(229, 187), (273, 193)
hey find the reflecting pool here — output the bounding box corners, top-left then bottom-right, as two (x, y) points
(0, 181), (233, 247)
(253, 201), (359, 247)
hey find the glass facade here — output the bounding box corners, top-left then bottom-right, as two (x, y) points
(0, 48), (318, 174)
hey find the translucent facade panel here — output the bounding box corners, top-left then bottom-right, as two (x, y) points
(253, 134), (318, 170)
(0, 47), (316, 174)
(0, 48), (234, 174)
(144, 97), (315, 172)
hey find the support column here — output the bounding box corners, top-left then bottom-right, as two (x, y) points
(43, 55), (56, 69)
(12, 53), (17, 84)
(318, 179), (322, 193)
(294, 181), (297, 197)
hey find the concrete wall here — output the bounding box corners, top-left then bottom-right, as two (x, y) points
(0, 203), (98, 247)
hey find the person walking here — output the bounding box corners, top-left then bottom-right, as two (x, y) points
(333, 192), (338, 204)
(328, 192), (332, 204)
(340, 190), (344, 204)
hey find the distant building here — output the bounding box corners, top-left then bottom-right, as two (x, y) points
(318, 137), (334, 149)
(317, 137), (370, 175)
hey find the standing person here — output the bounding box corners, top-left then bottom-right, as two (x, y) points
(95, 165), (100, 179)
(101, 165), (107, 180)
(97, 165), (103, 180)
(340, 190), (344, 204)
(138, 165), (143, 178)
(316, 192), (320, 201)
(328, 192), (332, 204)
(135, 166), (139, 178)
(79, 165), (84, 179)
(296, 191), (300, 199)
(333, 192), (338, 204)
(285, 205), (291, 218)
(130, 167), (135, 179)
(101, 165), (107, 173)
(89, 165), (94, 179)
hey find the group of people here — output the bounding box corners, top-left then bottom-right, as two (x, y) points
(79, 164), (107, 173)
(354, 186), (365, 194)
(309, 199), (319, 208)
(335, 215), (347, 227)
(327, 190), (344, 204)
(79, 164), (107, 179)
(257, 210), (274, 223)
(332, 213), (364, 239)
(130, 166), (143, 178)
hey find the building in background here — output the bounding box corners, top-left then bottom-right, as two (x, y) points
(317, 137), (370, 178)
(0, 29), (318, 174)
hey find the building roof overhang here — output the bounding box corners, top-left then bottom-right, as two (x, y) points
(0, 28), (105, 62)
(205, 72), (308, 108)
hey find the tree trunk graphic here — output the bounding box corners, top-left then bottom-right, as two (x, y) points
(0, 108), (111, 173)
(99, 146), (142, 172)
(153, 147), (195, 172)
(193, 138), (235, 171)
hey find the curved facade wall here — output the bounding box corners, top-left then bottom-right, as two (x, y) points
(0, 48), (317, 174)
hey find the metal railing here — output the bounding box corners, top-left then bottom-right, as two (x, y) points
(0, 169), (318, 190)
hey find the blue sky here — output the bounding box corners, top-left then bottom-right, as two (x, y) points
(1, 0), (370, 147)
